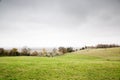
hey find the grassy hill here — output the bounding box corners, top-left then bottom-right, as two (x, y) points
(76, 47), (120, 61)
(0, 48), (120, 80)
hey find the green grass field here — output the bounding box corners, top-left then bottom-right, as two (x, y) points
(0, 48), (120, 80)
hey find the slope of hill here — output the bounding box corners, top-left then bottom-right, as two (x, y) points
(75, 47), (120, 61)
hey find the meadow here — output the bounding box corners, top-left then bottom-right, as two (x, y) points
(0, 48), (120, 80)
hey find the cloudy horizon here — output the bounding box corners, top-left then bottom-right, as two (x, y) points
(0, 0), (120, 48)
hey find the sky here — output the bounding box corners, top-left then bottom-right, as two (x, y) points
(0, 0), (120, 48)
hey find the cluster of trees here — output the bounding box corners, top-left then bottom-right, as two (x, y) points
(96, 44), (120, 48)
(0, 48), (30, 56)
(0, 47), (75, 57)
(85, 44), (120, 49)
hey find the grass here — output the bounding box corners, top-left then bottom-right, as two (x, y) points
(76, 47), (120, 61)
(0, 48), (120, 80)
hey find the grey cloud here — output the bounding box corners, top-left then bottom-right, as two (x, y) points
(0, 0), (120, 47)
(0, 0), (120, 28)
(59, 0), (120, 26)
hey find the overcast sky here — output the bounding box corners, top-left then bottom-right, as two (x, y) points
(0, 0), (120, 48)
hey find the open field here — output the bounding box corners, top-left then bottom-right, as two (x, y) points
(0, 48), (120, 80)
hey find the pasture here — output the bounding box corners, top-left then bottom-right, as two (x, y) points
(0, 48), (120, 80)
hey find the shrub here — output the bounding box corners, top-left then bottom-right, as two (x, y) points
(67, 47), (74, 52)
(52, 48), (57, 56)
(42, 48), (47, 56)
(9, 48), (19, 56)
(58, 47), (67, 54)
(31, 51), (38, 56)
(0, 48), (4, 56)
(21, 47), (30, 56)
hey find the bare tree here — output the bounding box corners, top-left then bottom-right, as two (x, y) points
(21, 47), (30, 56)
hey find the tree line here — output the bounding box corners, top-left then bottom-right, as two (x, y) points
(83, 44), (120, 49)
(0, 44), (120, 56)
(0, 47), (74, 56)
